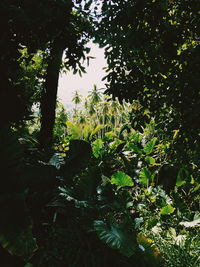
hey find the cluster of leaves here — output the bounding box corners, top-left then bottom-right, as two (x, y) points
(91, 0), (200, 164)
(53, 88), (135, 146)
(46, 124), (199, 266)
(1, 0), (200, 266)
(0, 114), (199, 267)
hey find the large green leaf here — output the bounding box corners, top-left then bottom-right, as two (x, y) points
(143, 138), (157, 154)
(0, 194), (37, 260)
(93, 220), (136, 257)
(176, 167), (188, 187)
(110, 171), (134, 187)
(92, 139), (104, 158)
(160, 205), (175, 215)
(139, 167), (152, 187)
(145, 156), (156, 165)
(127, 142), (143, 154)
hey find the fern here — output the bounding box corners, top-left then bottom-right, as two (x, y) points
(93, 220), (137, 257)
(66, 121), (82, 139)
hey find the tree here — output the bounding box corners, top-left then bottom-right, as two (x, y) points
(92, 0), (200, 162)
(88, 84), (102, 105)
(72, 90), (82, 109)
(38, 3), (91, 150)
(0, 0), (71, 124)
(0, 0), (93, 151)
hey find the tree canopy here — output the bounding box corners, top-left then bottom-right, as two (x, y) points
(91, 0), (200, 161)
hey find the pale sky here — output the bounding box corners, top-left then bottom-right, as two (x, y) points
(57, 42), (107, 110)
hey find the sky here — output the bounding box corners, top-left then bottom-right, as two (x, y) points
(57, 42), (107, 110)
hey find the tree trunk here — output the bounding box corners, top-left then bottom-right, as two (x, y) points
(39, 40), (64, 151)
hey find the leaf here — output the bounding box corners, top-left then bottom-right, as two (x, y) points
(145, 156), (156, 165)
(129, 133), (142, 143)
(127, 142), (143, 154)
(179, 219), (200, 228)
(93, 221), (136, 257)
(83, 124), (93, 140)
(110, 171), (134, 187)
(109, 139), (124, 151)
(48, 153), (65, 169)
(139, 167), (152, 187)
(173, 129), (179, 139)
(66, 121), (82, 139)
(92, 139), (104, 158)
(160, 205), (175, 215)
(176, 167), (188, 187)
(143, 138), (157, 154)
(90, 125), (104, 140)
(104, 131), (116, 141)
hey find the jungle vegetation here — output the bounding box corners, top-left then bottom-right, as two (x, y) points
(0, 1), (199, 266)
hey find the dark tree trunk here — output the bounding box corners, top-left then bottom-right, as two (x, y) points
(39, 40), (64, 151)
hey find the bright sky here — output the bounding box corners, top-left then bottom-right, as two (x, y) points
(57, 42), (107, 110)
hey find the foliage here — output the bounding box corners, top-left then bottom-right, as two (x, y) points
(51, 122), (199, 266)
(110, 171), (134, 187)
(93, 220), (136, 257)
(144, 229), (200, 267)
(1, 1), (200, 266)
(91, 0), (200, 163)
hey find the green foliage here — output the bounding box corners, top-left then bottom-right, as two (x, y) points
(92, 139), (104, 158)
(92, 0), (200, 164)
(93, 220), (136, 257)
(147, 230), (200, 267)
(143, 138), (157, 155)
(139, 167), (153, 187)
(110, 171), (134, 187)
(66, 121), (82, 139)
(160, 205), (175, 215)
(1, 1), (200, 266)
(66, 121), (104, 141)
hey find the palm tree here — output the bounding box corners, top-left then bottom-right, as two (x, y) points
(88, 84), (102, 105)
(72, 90), (82, 110)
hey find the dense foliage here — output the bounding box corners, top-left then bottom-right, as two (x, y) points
(91, 0), (200, 164)
(0, 0), (199, 266)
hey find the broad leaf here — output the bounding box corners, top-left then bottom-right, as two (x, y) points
(139, 167), (152, 187)
(93, 220), (136, 257)
(143, 138), (157, 154)
(110, 171), (134, 187)
(129, 133), (142, 143)
(49, 153), (65, 169)
(127, 142), (143, 154)
(176, 167), (188, 187)
(145, 156), (156, 165)
(92, 139), (104, 158)
(160, 205), (175, 215)
(179, 219), (200, 228)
